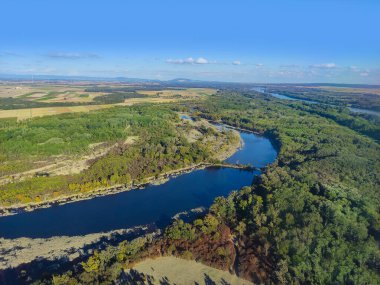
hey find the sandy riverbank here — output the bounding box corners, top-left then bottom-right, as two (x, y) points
(0, 226), (158, 270)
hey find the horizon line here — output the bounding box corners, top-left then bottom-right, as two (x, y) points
(0, 73), (379, 87)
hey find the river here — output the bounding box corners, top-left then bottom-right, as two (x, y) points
(251, 87), (380, 116)
(0, 127), (277, 239)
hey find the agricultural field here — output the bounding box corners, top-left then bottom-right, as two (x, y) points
(0, 104), (112, 120)
(305, 85), (380, 96)
(0, 83), (215, 120)
(0, 83), (106, 102)
(120, 88), (216, 105)
(136, 88), (216, 98)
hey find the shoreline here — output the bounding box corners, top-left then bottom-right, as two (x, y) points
(0, 162), (253, 217)
(0, 118), (273, 218)
(0, 129), (245, 217)
(0, 163), (209, 217)
(0, 225), (159, 270)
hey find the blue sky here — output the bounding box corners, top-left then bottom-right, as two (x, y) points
(1, 0), (379, 83)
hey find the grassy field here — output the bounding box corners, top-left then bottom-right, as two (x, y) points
(0, 104), (113, 120)
(131, 256), (252, 285)
(38, 92), (105, 103)
(0, 83), (102, 102)
(136, 88), (216, 98)
(0, 86), (215, 119)
(306, 85), (380, 95)
(0, 83), (214, 102)
(120, 97), (182, 105)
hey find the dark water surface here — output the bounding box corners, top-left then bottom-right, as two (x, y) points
(226, 132), (277, 167)
(0, 131), (277, 239)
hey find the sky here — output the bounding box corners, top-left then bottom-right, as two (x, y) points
(1, 0), (379, 84)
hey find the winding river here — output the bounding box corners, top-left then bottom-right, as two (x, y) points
(252, 87), (380, 116)
(0, 127), (277, 239)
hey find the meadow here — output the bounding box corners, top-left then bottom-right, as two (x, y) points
(0, 104), (112, 120)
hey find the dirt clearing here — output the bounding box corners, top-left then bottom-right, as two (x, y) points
(131, 256), (253, 285)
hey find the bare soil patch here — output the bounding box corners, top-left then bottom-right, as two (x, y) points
(131, 256), (253, 285)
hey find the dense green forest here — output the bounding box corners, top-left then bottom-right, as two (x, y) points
(0, 105), (236, 206)
(38, 90), (380, 284)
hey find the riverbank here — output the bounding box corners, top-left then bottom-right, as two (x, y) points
(0, 114), (279, 283)
(0, 117), (244, 217)
(0, 138), (244, 217)
(0, 226), (157, 270)
(0, 163), (201, 217)
(207, 119), (282, 154)
(252, 87), (380, 116)
(0, 162), (252, 217)
(0, 205), (209, 271)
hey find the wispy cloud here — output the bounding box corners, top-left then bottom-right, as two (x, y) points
(46, 52), (101, 60)
(0, 51), (22, 57)
(232, 60), (241, 65)
(279, 64), (300, 69)
(166, 57), (210, 64)
(310, 62), (336, 69)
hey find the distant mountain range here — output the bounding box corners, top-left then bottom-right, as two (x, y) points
(0, 74), (378, 88)
(0, 74), (205, 84)
(0, 74), (160, 83)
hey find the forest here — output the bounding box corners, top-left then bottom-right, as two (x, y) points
(0, 104), (237, 206)
(33, 90), (380, 284)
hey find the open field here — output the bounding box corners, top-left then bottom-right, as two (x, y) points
(120, 97), (181, 105)
(0, 86), (215, 119)
(136, 88), (216, 98)
(0, 84), (48, 98)
(39, 92), (105, 103)
(0, 85), (107, 103)
(131, 256), (253, 285)
(0, 104), (112, 120)
(304, 85), (380, 95)
(117, 88), (217, 106)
